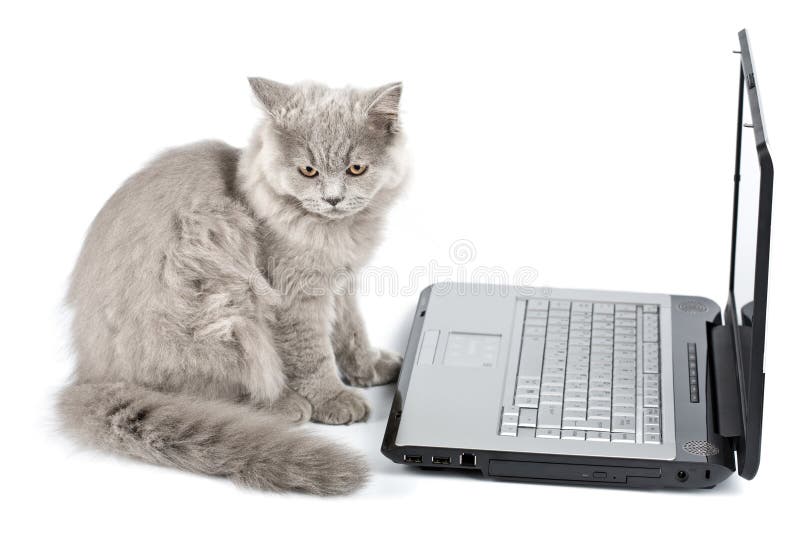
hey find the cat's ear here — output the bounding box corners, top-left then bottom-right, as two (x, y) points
(248, 77), (292, 116)
(365, 82), (402, 134)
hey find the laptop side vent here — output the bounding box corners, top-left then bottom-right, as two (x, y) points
(682, 440), (720, 457)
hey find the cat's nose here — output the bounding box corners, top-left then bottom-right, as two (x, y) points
(323, 196), (343, 207)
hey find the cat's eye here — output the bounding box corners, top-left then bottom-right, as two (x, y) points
(346, 164), (367, 176)
(298, 165), (319, 178)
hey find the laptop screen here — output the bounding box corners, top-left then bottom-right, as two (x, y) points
(726, 29), (773, 479)
(731, 77), (761, 330)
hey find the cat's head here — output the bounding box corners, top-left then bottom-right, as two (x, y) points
(242, 79), (408, 220)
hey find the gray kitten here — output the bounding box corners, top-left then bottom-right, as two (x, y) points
(58, 79), (409, 495)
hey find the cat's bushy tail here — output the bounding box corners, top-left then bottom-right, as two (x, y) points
(57, 382), (368, 495)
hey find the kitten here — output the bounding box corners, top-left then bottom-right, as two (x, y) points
(58, 79), (409, 495)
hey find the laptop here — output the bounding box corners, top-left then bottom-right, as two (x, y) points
(381, 29), (772, 488)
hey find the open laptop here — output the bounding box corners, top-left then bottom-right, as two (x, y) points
(381, 29), (772, 488)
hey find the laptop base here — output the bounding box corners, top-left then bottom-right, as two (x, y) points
(382, 391), (736, 489)
(381, 284), (738, 490)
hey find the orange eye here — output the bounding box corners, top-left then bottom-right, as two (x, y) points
(298, 165), (319, 178)
(346, 163), (367, 176)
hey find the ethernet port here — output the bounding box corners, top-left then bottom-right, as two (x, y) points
(460, 453), (477, 467)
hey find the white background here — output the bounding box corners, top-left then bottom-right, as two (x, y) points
(2, 1), (798, 532)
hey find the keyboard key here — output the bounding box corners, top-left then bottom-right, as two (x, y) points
(614, 376), (636, 388)
(517, 427), (537, 438)
(540, 395), (564, 406)
(562, 429), (586, 440)
(500, 423), (518, 436)
(564, 400), (587, 411)
(515, 396), (538, 408)
(526, 316), (548, 326)
(502, 413), (519, 425)
(612, 416), (635, 433)
(611, 432), (636, 443)
(612, 393), (635, 405)
(612, 406), (635, 417)
(519, 337), (545, 380)
(536, 428), (561, 438)
(565, 389), (588, 401)
(588, 399), (611, 410)
(595, 303), (614, 315)
(644, 342), (659, 358)
(518, 408), (538, 427)
(614, 334), (636, 347)
(586, 385), (607, 396)
(614, 361), (636, 373)
(589, 385), (612, 396)
(541, 385), (564, 395)
(644, 414), (660, 426)
(587, 409), (611, 421)
(516, 386), (539, 397)
(537, 404), (563, 428)
(527, 299), (549, 311)
(565, 372), (589, 382)
(643, 315), (659, 342)
(586, 431), (611, 442)
(562, 409), (586, 421)
(644, 423), (661, 435)
(644, 432), (661, 444)
(525, 325), (546, 336)
(543, 375), (567, 386)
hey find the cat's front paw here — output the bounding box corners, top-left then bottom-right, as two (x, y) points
(312, 389), (370, 425)
(268, 387), (313, 423)
(342, 348), (402, 387)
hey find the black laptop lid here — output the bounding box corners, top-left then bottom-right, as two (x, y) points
(726, 29), (773, 479)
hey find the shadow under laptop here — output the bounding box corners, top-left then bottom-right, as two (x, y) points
(389, 462), (745, 494)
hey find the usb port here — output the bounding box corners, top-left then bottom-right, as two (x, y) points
(403, 455), (423, 464)
(432, 456), (451, 465)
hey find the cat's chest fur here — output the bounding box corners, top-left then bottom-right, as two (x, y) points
(257, 215), (380, 298)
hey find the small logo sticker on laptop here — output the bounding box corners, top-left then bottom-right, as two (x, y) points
(678, 300), (709, 313)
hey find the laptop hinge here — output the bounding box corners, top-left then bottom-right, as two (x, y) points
(708, 324), (744, 438)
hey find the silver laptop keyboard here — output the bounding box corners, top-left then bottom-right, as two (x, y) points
(499, 299), (662, 444)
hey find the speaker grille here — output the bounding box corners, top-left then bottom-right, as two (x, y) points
(682, 440), (720, 456)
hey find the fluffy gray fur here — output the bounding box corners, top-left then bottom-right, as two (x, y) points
(58, 79), (409, 495)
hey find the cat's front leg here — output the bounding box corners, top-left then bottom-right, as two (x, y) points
(275, 296), (370, 425)
(332, 293), (402, 387)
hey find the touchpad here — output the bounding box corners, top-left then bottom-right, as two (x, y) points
(443, 332), (501, 368)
